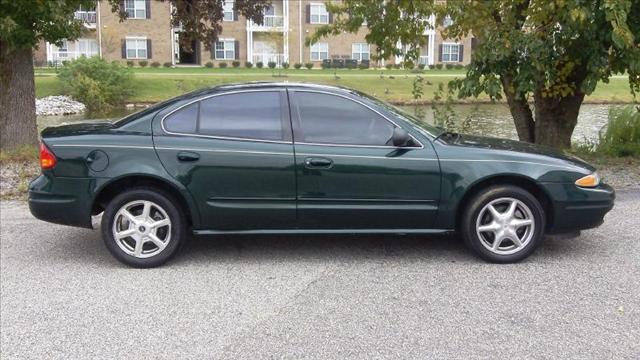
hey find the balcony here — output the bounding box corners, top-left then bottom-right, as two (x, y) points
(75, 11), (97, 28)
(252, 53), (286, 67)
(249, 15), (286, 31)
(49, 50), (99, 66)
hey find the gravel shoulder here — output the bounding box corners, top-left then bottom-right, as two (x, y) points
(1, 191), (639, 358)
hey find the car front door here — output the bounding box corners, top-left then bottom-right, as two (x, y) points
(154, 89), (296, 231)
(289, 90), (441, 230)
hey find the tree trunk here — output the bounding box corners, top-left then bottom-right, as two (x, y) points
(501, 75), (534, 143)
(0, 43), (38, 150)
(533, 91), (585, 149)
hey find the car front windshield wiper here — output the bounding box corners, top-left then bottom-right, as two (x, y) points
(433, 131), (460, 142)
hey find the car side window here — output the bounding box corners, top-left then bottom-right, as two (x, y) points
(164, 102), (198, 134)
(199, 91), (284, 141)
(293, 92), (396, 146)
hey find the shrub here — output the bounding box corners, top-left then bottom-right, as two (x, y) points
(163, 62), (172, 68)
(418, 64), (426, 70)
(358, 63), (369, 70)
(205, 61), (214, 68)
(428, 64), (436, 70)
(232, 60), (241, 68)
(281, 62), (290, 69)
(393, 64), (401, 69)
(455, 64), (464, 69)
(304, 62), (313, 69)
(267, 61), (277, 69)
(57, 57), (133, 112)
(294, 63), (302, 69)
(218, 62), (228, 68)
(445, 63), (454, 69)
(256, 61), (264, 68)
(150, 62), (161, 68)
(138, 60), (148, 67)
(385, 63), (393, 70)
(435, 63), (443, 70)
(126, 60), (134, 67)
(321, 61), (331, 69)
(597, 106), (640, 157)
(245, 61), (253, 68)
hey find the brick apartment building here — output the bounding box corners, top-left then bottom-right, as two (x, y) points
(35, 0), (473, 68)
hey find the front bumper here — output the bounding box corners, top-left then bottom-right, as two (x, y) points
(541, 182), (615, 234)
(28, 174), (94, 228)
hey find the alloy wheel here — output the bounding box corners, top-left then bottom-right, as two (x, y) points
(112, 200), (172, 258)
(475, 197), (535, 255)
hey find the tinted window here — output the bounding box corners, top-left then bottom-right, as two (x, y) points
(199, 92), (284, 141)
(164, 102), (198, 133)
(293, 92), (395, 145)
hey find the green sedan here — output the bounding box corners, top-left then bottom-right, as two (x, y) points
(29, 83), (614, 267)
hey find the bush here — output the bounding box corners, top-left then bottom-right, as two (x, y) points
(218, 62), (228, 68)
(597, 106), (640, 157)
(150, 62), (161, 68)
(281, 62), (290, 69)
(321, 61), (331, 69)
(428, 64), (436, 70)
(294, 63), (302, 69)
(385, 64), (393, 70)
(435, 63), (443, 70)
(417, 64), (426, 70)
(304, 62), (313, 69)
(393, 64), (401, 69)
(126, 60), (134, 67)
(205, 61), (214, 68)
(232, 60), (241, 68)
(358, 63), (369, 70)
(57, 57), (133, 112)
(445, 63), (454, 69)
(163, 62), (172, 68)
(138, 60), (148, 67)
(455, 64), (464, 69)
(245, 61), (253, 68)
(256, 61), (264, 68)
(267, 61), (277, 69)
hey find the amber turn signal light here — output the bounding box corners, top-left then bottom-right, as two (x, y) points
(39, 143), (57, 170)
(575, 173), (600, 188)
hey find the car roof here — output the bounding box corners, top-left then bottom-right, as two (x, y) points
(180, 82), (356, 100)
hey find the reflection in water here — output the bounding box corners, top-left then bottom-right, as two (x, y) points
(38, 104), (611, 143)
(398, 103), (611, 143)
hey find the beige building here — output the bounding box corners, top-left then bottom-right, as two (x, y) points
(37, 0), (473, 68)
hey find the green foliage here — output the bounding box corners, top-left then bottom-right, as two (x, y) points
(256, 61), (264, 68)
(434, 64), (443, 70)
(294, 63), (303, 69)
(218, 62), (227, 68)
(163, 62), (172, 68)
(267, 61), (277, 69)
(57, 57), (133, 112)
(150, 62), (161, 68)
(305, 63), (314, 69)
(445, 64), (454, 70)
(138, 60), (148, 67)
(126, 60), (134, 67)
(598, 106), (640, 157)
(385, 64), (393, 70)
(281, 62), (290, 69)
(204, 61), (214, 68)
(232, 60), (241, 68)
(245, 61), (253, 68)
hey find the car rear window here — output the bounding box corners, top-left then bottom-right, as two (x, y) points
(163, 102), (198, 133)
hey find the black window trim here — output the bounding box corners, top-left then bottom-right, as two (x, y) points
(160, 89), (293, 144)
(288, 89), (424, 149)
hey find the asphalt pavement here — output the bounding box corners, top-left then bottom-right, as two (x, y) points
(1, 191), (639, 359)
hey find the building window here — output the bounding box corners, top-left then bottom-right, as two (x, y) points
(310, 4), (329, 24)
(78, 38), (99, 57)
(223, 1), (234, 21)
(125, 0), (146, 19)
(311, 42), (329, 61)
(215, 40), (235, 60)
(126, 37), (148, 59)
(352, 43), (370, 61)
(441, 43), (460, 62)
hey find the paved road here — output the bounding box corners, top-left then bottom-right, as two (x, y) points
(1, 192), (639, 359)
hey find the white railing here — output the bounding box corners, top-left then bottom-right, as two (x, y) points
(252, 53), (286, 67)
(74, 11), (97, 26)
(49, 51), (99, 66)
(249, 15), (285, 30)
(418, 56), (430, 65)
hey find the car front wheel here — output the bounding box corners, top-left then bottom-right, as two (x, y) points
(102, 188), (186, 268)
(461, 185), (545, 263)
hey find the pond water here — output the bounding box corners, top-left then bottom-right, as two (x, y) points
(37, 103), (615, 143)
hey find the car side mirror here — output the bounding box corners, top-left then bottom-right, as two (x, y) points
(391, 127), (411, 147)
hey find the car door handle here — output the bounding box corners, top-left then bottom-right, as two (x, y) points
(304, 157), (333, 169)
(177, 151), (200, 162)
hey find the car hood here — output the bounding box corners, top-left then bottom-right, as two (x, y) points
(442, 133), (595, 172)
(41, 121), (115, 138)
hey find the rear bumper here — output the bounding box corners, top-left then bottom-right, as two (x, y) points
(541, 182), (615, 234)
(28, 175), (94, 228)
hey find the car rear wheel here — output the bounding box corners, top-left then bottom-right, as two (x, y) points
(461, 185), (545, 263)
(102, 188), (186, 268)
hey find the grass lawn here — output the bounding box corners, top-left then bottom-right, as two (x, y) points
(34, 67), (637, 104)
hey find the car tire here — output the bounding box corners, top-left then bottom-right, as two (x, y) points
(101, 188), (187, 268)
(461, 185), (545, 263)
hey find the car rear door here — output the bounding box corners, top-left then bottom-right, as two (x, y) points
(153, 89), (296, 231)
(289, 89), (441, 230)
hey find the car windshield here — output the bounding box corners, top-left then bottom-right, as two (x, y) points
(351, 90), (445, 138)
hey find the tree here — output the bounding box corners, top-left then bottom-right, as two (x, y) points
(310, 0), (640, 149)
(0, 0), (269, 150)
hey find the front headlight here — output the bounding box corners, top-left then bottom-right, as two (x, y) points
(575, 172), (600, 188)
